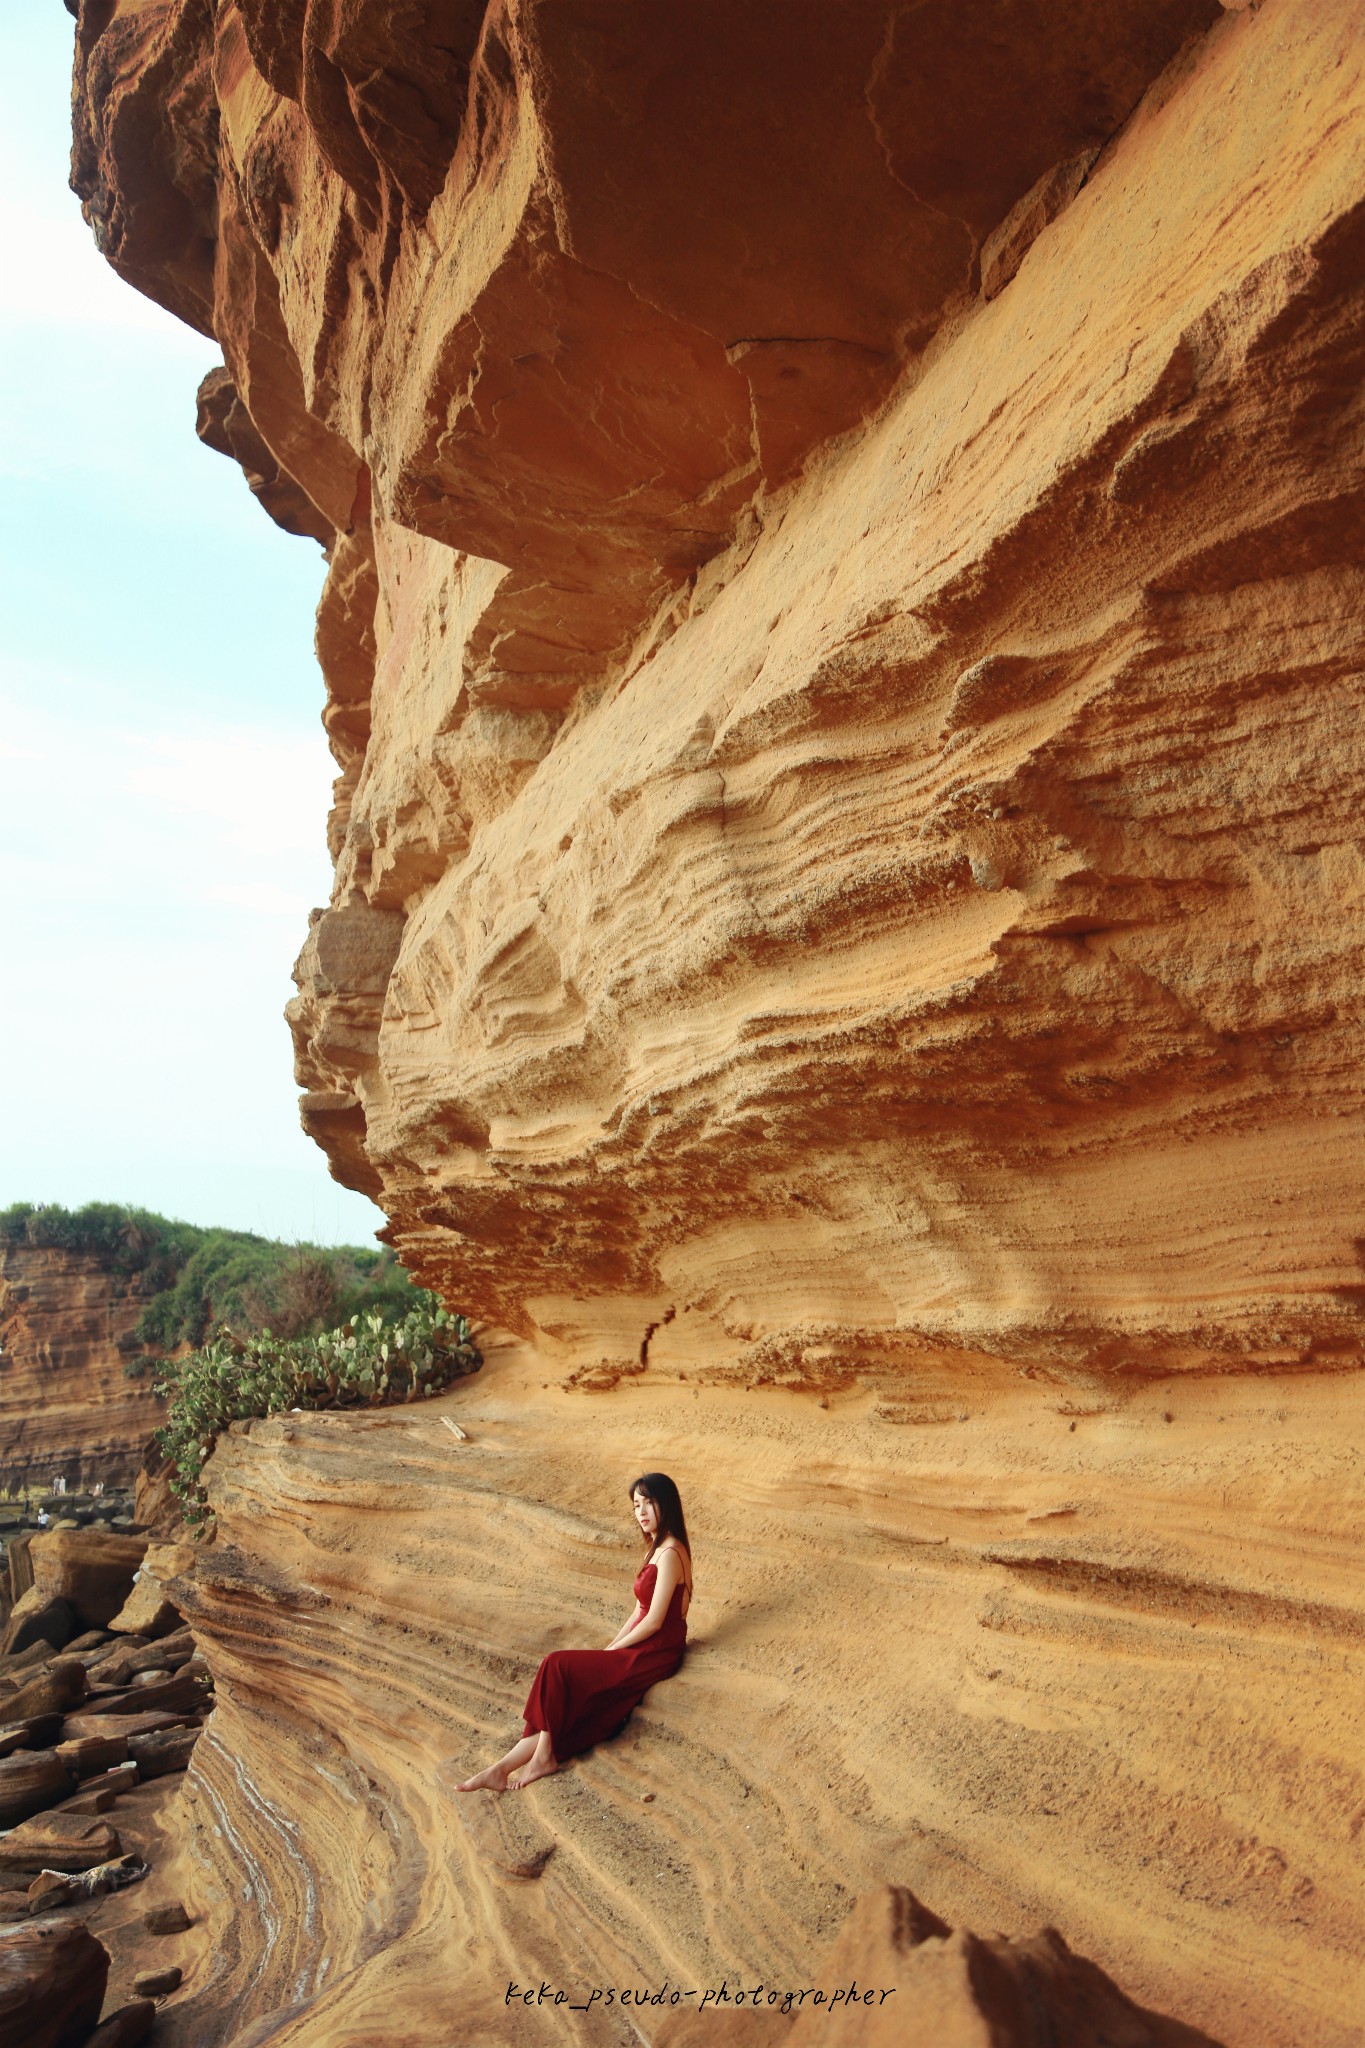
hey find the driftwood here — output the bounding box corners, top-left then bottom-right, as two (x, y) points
(25, 1855), (148, 1915)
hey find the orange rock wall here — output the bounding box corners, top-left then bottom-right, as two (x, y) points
(0, 1247), (164, 1493)
(65, 3), (1365, 2046)
(71, 0), (1365, 1380)
(158, 1347), (1362, 2048)
(343, 2), (1365, 1380)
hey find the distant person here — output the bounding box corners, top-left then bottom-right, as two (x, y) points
(456, 1472), (692, 1792)
(36, 1508), (49, 1528)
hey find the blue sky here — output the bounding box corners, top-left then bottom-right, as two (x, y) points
(0, 14), (386, 1247)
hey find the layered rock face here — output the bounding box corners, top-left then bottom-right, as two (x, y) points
(68, 3), (1365, 2047)
(72, 0), (1365, 1379)
(0, 1249), (164, 1494)
(158, 1348), (1357, 2048)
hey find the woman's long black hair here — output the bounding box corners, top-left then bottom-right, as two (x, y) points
(629, 1472), (691, 1561)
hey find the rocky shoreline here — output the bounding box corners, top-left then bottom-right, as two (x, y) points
(0, 1525), (212, 2045)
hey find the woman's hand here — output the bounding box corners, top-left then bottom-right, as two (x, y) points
(605, 1600), (645, 1649)
(610, 1550), (682, 1650)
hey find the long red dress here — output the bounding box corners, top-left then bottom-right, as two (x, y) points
(522, 1558), (687, 1760)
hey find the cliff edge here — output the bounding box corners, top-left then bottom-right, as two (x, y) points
(0, 1244), (164, 1494)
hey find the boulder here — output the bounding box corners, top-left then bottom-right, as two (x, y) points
(61, 1632), (113, 1657)
(0, 1592), (75, 1659)
(144, 1899), (192, 1935)
(129, 1726), (201, 1780)
(88, 1634), (191, 1690)
(0, 1814), (121, 1876)
(61, 1710), (188, 1744)
(0, 1753), (72, 1829)
(55, 1762), (138, 1811)
(73, 1668), (204, 1721)
(25, 1855), (146, 1914)
(93, 1637), (181, 1686)
(86, 2001), (157, 2048)
(85, 1662), (134, 1695)
(132, 1965), (182, 1998)
(0, 1662), (86, 1730)
(29, 1532), (147, 1632)
(0, 1917), (109, 2048)
(3, 1539), (32, 1609)
(0, 1717), (62, 1752)
(52, 1783), (120, 1816)
(20, 1874), (80, 1916)
(55, 1734), (130, 1779)
(0, 1639), (52, 1681)
(107, 1542), (194, 1639)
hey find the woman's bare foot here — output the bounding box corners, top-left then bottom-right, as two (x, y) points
(451, 1734), (537, 1793)
(454, 1762), (511, 1793)
(508, 1733), (559, 1789)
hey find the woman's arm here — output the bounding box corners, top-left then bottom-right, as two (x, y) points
(609, 1550), (682, 1650)
(603, 1604), (643, 1650)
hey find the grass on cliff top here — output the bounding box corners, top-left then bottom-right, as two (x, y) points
(3, 1202), (483, 1525)
(0, 1199), (419, 1352)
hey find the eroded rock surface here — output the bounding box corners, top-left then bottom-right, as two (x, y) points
(71, 0), (1365, 1380)
(0, 1249), (165, 1494)
(655, 1884), (1218, 2047)
(72, 0), (1365, 1379)
(0, 1552), (212, 2039)
(64, 3), (1365, 2046)
(135, 1348), (1361, 2048)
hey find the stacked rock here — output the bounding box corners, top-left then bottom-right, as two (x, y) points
(0, 1527), (211, 2044)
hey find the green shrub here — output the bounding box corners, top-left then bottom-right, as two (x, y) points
(0, 1201), (199, 1281)
(154, 1294), (480, 1524)
(0, 1201), (423, 1350)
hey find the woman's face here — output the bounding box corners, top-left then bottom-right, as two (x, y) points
(633, 1488), (659, 1540)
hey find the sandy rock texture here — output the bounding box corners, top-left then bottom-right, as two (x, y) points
(66, 2), (1365, 2046)
(654, 1884), (1217, 2048)
(148, 1349), (1358, 2048)
(0, 1917), (109, 2048)
(71, 0), (1365, 1378)
(0, 1249), (165, 1494)
(67, 0), (1365, 1378)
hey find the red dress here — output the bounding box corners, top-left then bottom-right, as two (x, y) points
(522, 1557), (688, 1760)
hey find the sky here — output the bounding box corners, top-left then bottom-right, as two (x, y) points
(0, 14), (387, 1248)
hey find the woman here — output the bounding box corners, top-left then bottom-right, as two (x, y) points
(457, 1472), (692, 1792)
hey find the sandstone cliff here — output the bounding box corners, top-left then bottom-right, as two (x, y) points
(66, 2), (1365, 2045)
(0, 1247), (164, 1495)
(70, 0), (1365, 1382)
(152, 1341), (1358, 2047)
